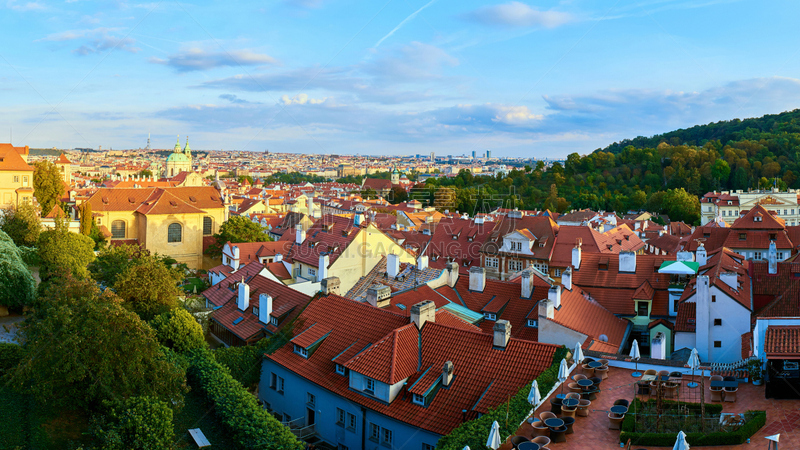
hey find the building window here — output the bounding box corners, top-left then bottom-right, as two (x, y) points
(382, 428), (393, 446)
(308, 268), (316, 277)
(364, 377), (375, 395)
(203, 216), (213, 236)
(111, 220), (126, 239)
(307, 392), (315, 406)
(270, 373), (284, 393)
(270, 316), (278, 326)
(711, 295), (716, 303)
(167, 223), (182, 243)
(714, 318), (722, 326)
(422, 445), (435, 450)
(294, 345), (309, 358)
(754, 251), (763, 260)
(335, 364), (346, 375)
(252, 306), (259, 316)
(509, 260), (524, 272)
(484, 312), (496, 321)
(714, 341), (722, 348)
(739, 233), (746, 240)
(369, 423), (380, 442)
(485, 257), (499, 269)
(13, 176), (18, 183)
(527, 319), (538, 328)
(22, 176), (28, 183)
(637, 302), (648, 317)
(336, 408), (345, 426)
(347, 412), (356, 430)
(554, 268), (561, 277)
(412, 393), (425, 406)
(673, 299), (679, 313)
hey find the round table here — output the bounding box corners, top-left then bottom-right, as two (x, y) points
(577, 379), (593, 389)
(517, 442), (540, 450)
(562, 398), (579, 408)
(588, 361), (603, 368)
(544, 418), (564, 429)
(610, 405), (628, 415)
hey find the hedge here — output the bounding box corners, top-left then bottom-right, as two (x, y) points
(0, 343), (23, 376)
(620, 398), (766, 447)
(188, 349), (303, 450)
(436, 346), (569, 450)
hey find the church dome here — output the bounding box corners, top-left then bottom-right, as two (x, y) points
(167, 152), (190, 163)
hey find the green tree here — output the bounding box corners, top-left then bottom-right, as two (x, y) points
(12, 276), (188, 410)
(37, 219), (95, 280)
(138, 169), (153, 178)
(205, 215), (272, 258)
(91, 396), (174, 450)
(710, 159), (731, 183)
(88, 244), (147, 287)
(0, 202), (41, 247)
(151, 308), (206, 353)
(0, 230), (36, 308)
(388, 186), (408, 204)
(113, 256), (184, 321)
(79, 201), (93, 236)
(33, 160), (65, 215)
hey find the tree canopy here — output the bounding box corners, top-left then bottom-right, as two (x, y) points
(113, 256), (184, 321)
(37, 219), (95, 280)
(0, 203), (41, 247)
(150, 308), (206, 353)
(91, 396), (174, 450)
(205, 215), (271, 258)
(0, 230), (36, 308)
(33, 160), (65, 215)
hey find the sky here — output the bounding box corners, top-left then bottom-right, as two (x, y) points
(2, 0), (800, 157)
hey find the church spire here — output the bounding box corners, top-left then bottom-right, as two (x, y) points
(174, 135), (181, 152)
(184, 136), (191, 157)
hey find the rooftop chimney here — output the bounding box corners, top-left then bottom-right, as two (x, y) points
(442, 361), (454, 387)
(417, 255), (428, 271)
(539, 298), (554, 320)
(493, 320), (511, 348)
(676, 251), (693, 262)
(296, 225), (306, 245)
(387, 253), (400, 278)
(521, 269), (534, 298)
(696, 275), (710, 361)
(548, 285), (562, 309)
(274, 253), (283, 263)
(237, 280), (250, 311)
(410, 300), (435, 329)
(469, 266), (485, 292)
(366, 284), (392, 308)
(258, 293), (272, 324)
(446, 261), (459, 287)
(562, 266), (572, 290)
(572, 241), (582, 270)
(321, 276), (341, 295)
(619, 251), (636, 273)
(695, 244), (707, 267)
(318, 253), (329, 282)
(768, 240), (777, 275)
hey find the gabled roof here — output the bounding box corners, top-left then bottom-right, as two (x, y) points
(730, 204), (785, 230)
(288, 215), (363, 268)
(0, 145), (34, 172)
(764, 326), (800, 358)
(86, 187), (224, 214)
(480, 215), (559, 261)
(344, 324), (419, 385)
(550, 288), (629, 352)
(632, 280), (654, 300)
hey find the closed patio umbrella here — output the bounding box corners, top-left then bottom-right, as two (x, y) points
(558, 358), (568, 394)
(527, 380), (541, 407)
(574, 342), (584, 366)
(630, 339), (642, 377)
(673, 430), (690, 450)
(486, 420), (501, 450)
(687, 348), (700, 388)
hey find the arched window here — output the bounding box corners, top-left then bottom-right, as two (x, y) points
(111, 220), (126, 239)
(203, 216), (213, 236)
(168, 223), (182, 243)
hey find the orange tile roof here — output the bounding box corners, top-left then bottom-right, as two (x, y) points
(764, 326), (800, 358)
(0, 145), (34, 172)
(56, 153), (72, 164)
(344, 324), (420, 385)
(550, 288), (629, 352)
(86, 186), (224, 214)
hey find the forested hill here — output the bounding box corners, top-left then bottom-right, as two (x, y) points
(599, 109), (800, 153)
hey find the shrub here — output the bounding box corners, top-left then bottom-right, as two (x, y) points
(436, 346), (568, 449)
(0, 343), (23, 376)
(91, 396), (174, 450)
(151, 308), (207, 353)
(188, 349), (303, 450)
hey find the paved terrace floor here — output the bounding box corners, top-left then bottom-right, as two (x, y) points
(499, 367), (800, 449)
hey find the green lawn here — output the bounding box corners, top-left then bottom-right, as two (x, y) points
(0, 386), (89, 450)
(182, 277), (207, 294)
(172, 386), (236, 449)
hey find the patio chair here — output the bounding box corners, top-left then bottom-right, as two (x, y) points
(549, 397), (563, 414)
(598, 358), (610, 366)
(596, 365), (609, 380)
(565, 392), (580, 401)
(561, 405), (577, 419)
(669, 371), (683, 379)
(531, 436), (551, 448)
(549, 425), (568, 443)
(582, 365), (595, 377)
(724, 387), (738, 402)
(511, 436), (529, 449)
(643, 369), (657, 377)
(608, 413), (625, 430)
(568, 382), (582, 393)
(576, 399), (591, 417)
(636, 381), (651, 396)
(710, 387), (725, 402)
(657, 370), (670, 378)
(590, 377), (603, 388)
(665, 383), (678, 398)
(710, 375), (723, 382)
(532, 419), (550, 437)
(613, 399), (630, 408)
(540, 411), (557, 422)
(562, 416), (575, 435)
(582, 357), (595, 364)
(571, 373), (587, 382)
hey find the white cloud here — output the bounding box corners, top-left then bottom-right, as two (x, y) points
(150, 48), (277, 72)
(493, 105), (543, 123)
(38, 27), (139, 54)
(280, 94), (328, 105)
(6, 0), (45, 11)
(466, 2), (572, 28)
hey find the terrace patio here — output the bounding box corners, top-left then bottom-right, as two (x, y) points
(499, 365), (800, 449)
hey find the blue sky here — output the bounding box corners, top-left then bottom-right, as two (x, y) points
(2, 0), (800, 156)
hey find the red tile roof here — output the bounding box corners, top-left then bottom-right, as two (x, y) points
(550, 288), (629, 352)
(86, 186), (224, 215)
(675, 301), (696, 332)
(764, 326), (800, 358)
(0, 145), (34, 172)
(344, 324), (420, 385)
(480, 215), (559, 262)
(731, 204), (785, 230)
(288, 215), (362, 268)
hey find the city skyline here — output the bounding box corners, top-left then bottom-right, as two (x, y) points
(2, 0), (800, 155)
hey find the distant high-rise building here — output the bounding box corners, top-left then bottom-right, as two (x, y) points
(472, 150), (476, 159)
(486, 150), (492, 159)
(146, 133), (151, 151)
(430, 151), (435, 162)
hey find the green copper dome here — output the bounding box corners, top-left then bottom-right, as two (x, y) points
(173, 135), (181, 152)
(167, 152), (190, 163)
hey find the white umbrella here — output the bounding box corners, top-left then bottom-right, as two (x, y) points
(673, 430), (690, 450)
(558, 358), (569, 394)
(462, 447), (471, 450)
(630, 339), (642, 377)
(687, 348), (700, 388)
(527, 380), (541, 407)
(574, 342), (585, 366)
(486, 420), (501, 450)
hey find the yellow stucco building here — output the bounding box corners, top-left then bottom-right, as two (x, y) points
(0, 144), (34, 207)
(85, 186), (227, 268)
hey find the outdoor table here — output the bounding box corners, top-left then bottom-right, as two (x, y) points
(658, 375), (671, 381)
(556, 393), (566, 400)
(710, 380), (738, 389)
(610, 405), (628, 415)
(588, 361), (603, 368)
(641, 374), (656, 381)
(545, 418), (564, 429)
(562, 398), (579, 408)
(517, 442), (540, 450)
(577, 379), (593, 389)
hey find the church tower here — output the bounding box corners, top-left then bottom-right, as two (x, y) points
(391, 166), (400, 185)
(165, 135), (192, 178)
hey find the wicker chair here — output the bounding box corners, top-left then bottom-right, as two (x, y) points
(568, 382), (582, 393)
(598, 358), (610, 366)
(561, 405), (577, 418)
(571, 373), (587, 382)
(608, 413), (625, 430)
(657, 370), (670, 378)
(510, 436), (529, 449)
(643, 369), (657, 377)
(613, 399), (630, 408)
(665, 383), (679, 398)
(532, 419), (550, 436)
(576, 399), (591, 417)
(724, 387), (738, 402)
(595, 365), (609, 380)
(540, 411), (557, 422)
(531, 436), (551, 448)
(565, 392), (581, 401)
(582, 365), (595, 377)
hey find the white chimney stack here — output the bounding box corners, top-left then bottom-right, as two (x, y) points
(562, 266), (572, 290)
(318, 253), (329, 282)
(446, 261), (459, 287)
(417, 255), (428, 271)
(696, 275), (710, 361)
(768, 241), (777, 274)
(296, 225), (306, 245)
(539, 298), (554, 320)
(258, 293), (272, 324)
(493, 320), (511, 348)
(696, 244), (707, 267)
(548, 285), (562, 309)
(572, 241), (582, 270)
(387, 253), (400, 278)
(442, 361), (454, 387)
(411, 300), (435, 329)
(237, 280), (250, 311)
(366, 284), (391, 308)
(619, 251), (637, 273)
(469, 266), (485, 292)
(274, 253), (283, 263)
(521, 269), (534, 298)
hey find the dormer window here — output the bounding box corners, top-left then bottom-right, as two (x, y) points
(270, 316), (278, 326)
(527, 319), (538, 328)
(253, 306), (259, 316)
(364, 377), (375, 395)
(484, 312), (497, 321)
(335, 364), (346, 375)
(739, 233), (746, 240)
(412, 393), (425, 406)
(294, 344), (309, 358)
